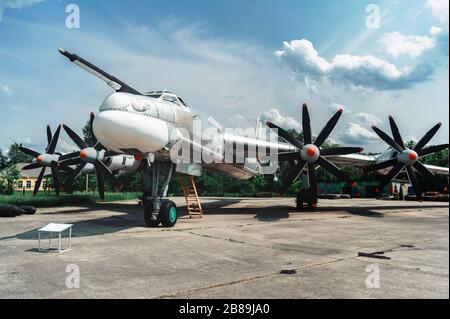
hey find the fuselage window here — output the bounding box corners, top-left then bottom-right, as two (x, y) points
(122, 156), (127, 165)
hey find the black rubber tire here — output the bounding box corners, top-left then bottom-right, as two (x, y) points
(142, 191), (151, 207)
(159, 200), (177, 228)
(19, 206), (36, 215)
(0, 205), (25, 218)
(144, 202), (159, 227)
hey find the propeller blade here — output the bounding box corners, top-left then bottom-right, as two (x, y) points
(267, 122), (304, 149)
(19, 146), (41, 158)
(59, 157), (83, 166)
(47, 125), (62, 154)
(321, 147), (363, 156)
(51, 166), (61, 196)
(59, 166), (74, 174)
(94, 162), (106, 200)
(46, 125), (52, 147)
(388, 116), (405, 149)
(406, 165), (422, 200)
(317, 156), (353, 184)
(281, 160), (307, 192)
(418, 144), (449, 157)
(66, 162), (87, 183)
(96, 160), (117, 191)
(22, 163), (42, 170)
(314, 109), (343, 147)
(364, 158), (398, 172)
(33, 167), (46, 196)
(414, 123), (442, 152)
(308, 163), (318, 200)
(63, 125), (88, 149)
(90, 112), (98, 145)
(413, 161), (444, 191)
(302, 103), (312, 144)
(379, 163), (404, 190)
(59, 151), (80, 161)
(372, 126), (404, 153)
(278, 152), (299, 161)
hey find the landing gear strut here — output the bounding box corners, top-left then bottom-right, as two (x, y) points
(143, 162), (177, 227)
(296, 189), (318, 210)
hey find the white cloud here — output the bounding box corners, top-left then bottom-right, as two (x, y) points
(426, 0), (449, 25)
(276, 39), (434, 91)
(340, 123), (379, 145)
(379, 32), (435, 58)
(0, 82), (12, 95)
(329, 103), (351, 114)
(351, 112), (382, 126)
(260, 108), (301, 132)
(430, 26), (443, 36)
(0, 0), (43, 20)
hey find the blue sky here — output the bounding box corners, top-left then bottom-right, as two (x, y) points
(0, 0), (448, 154)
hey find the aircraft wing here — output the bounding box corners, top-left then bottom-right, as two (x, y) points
(58, 48), (142, 95)
(422, 164), (449, 176)
(323, 153), (377, 167)
(325, 153), (449, 176)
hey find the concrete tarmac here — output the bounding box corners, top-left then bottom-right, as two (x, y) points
(0, 198), (448, 299)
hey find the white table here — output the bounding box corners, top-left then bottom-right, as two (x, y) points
(38, 223), (73, 253)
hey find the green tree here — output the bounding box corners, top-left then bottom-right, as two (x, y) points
(0, 165), (21, 195)
(0, 149), (8, 170)
(82, 120), (94, 146)
(8, 143), (33, 164)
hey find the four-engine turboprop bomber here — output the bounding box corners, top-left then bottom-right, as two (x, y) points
(20, 48), (449, 228)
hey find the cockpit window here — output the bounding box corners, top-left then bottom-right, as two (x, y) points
(178, 97), (190, 108)
(147, 94), (162, 99)
(162, 94), (180, 105)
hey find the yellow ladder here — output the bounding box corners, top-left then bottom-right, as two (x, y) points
(180, 175), (204, 218)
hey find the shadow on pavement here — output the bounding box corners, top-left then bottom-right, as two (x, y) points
(1, 198), (447, 241)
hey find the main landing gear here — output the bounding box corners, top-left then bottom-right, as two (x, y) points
(143, 162), (178, 227)
(296, 188), (318, 210)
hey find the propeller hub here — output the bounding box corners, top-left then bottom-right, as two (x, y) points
(80, 147), (101, 163)
(37, 155), (43, 163)
(301, 144), (320, 163)
(399, 149), (419, 166)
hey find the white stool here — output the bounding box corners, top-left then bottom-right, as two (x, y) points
(38, 223), (73, 253)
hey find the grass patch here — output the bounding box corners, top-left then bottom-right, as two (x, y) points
(0, 192), (141, 208)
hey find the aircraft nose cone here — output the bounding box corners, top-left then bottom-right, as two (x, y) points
(306, 147), (316, 157)
(37, 155), (43, 162)
(408, 152), (418, 161)
(80, 149), (88, 159)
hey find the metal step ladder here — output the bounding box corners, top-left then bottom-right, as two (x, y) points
(180, 175), (204, 218)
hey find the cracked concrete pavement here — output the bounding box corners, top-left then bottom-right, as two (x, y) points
(0, 197), (448, 298)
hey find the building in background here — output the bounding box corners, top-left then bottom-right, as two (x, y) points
(14, 163), (49, 192)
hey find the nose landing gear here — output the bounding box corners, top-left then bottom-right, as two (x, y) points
(143, 162), (178, 227)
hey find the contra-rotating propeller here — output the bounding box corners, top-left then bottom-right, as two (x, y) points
(367, 116), (448, 200)
(267, 103), (361, 196)
(59, 113), (118, 200)
(19, 125), (72, 195)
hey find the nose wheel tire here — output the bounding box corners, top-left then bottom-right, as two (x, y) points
(159, 200), (178, 228)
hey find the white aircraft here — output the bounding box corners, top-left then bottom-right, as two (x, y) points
(20, 49), (449, 227)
